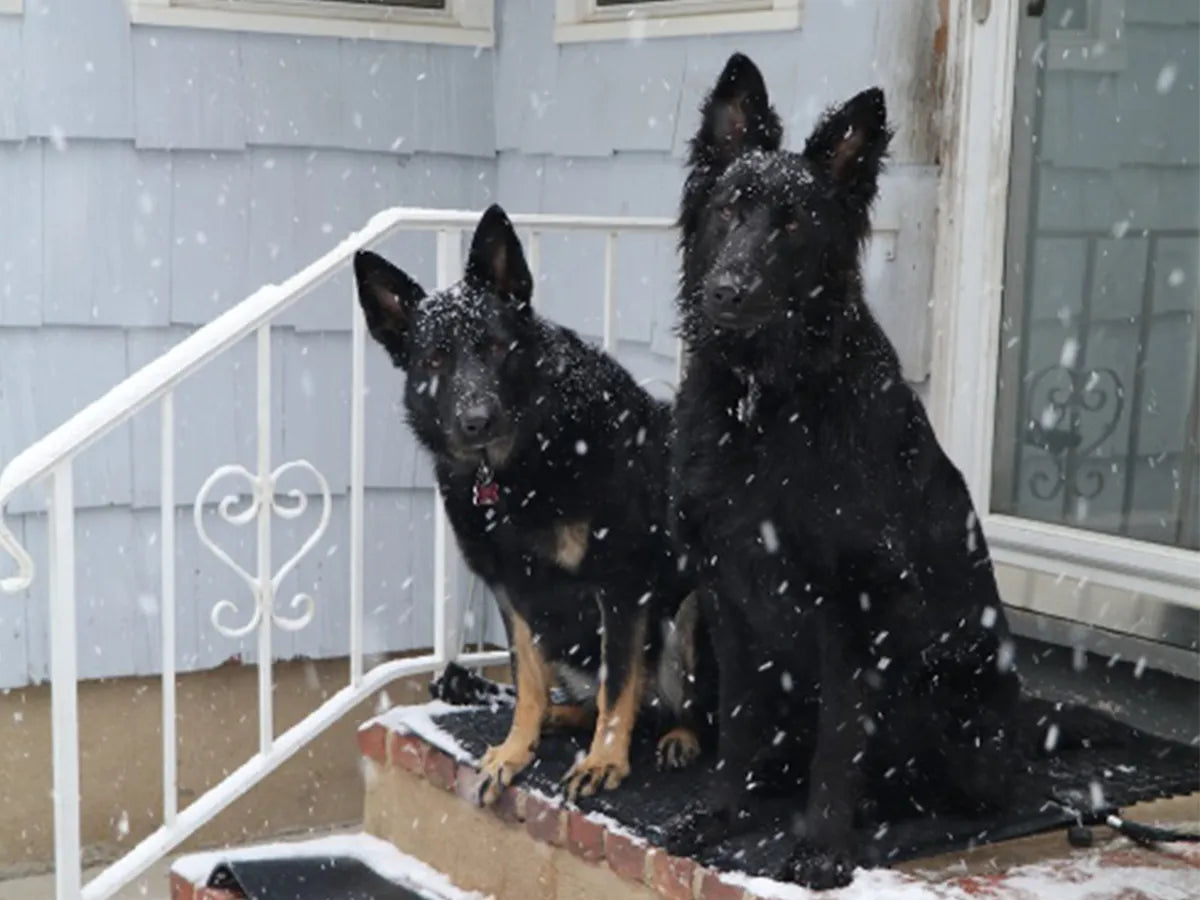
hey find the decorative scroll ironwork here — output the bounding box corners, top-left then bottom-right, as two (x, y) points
(194, 460), (332, 639)
(1023, 364), (1125, 501)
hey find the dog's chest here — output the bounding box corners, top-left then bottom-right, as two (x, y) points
(443, 472), (598, 579)
(680, 394), (868, 557)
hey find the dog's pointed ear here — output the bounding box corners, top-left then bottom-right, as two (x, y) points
(802, 87), (892, 201)
(465, 204), (533, 309)
(353, 249), (425, 368)
(693, 53), (782, 167)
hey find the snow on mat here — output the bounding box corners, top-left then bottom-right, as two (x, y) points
(172, 832), (488, 900)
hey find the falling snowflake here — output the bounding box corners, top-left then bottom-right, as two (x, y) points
(759, 520), (779, 553)
(137, 593), (159, 617)
(1059, 337), (1079, 368)
(1156, 63), (1177, 94)
(1044, 723), (1060, 753)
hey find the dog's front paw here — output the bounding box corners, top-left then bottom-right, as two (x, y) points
(476, 741), (535, 806)
(562, 749), (630, 801)
(656, 726), (702, 771)
(783, 846), (855, 891)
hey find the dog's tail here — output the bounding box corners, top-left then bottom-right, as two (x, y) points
(429, 661), (516, 708)
(1020, 696), (1143, 756)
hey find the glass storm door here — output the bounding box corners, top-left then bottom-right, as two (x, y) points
(939, 0), (1199, 622)
(991, 0), (1199, 553)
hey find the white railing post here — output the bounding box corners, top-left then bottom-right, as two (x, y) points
(48, 462), (82, 900)
(256, 325), (274, 754)
(433, 229), (462, 664)
(349, 279), (366, 686)
(602, 231), (618, 353)
(161, 393), (177, 826)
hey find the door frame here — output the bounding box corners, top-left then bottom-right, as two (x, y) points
(928, 0), (1199, 608)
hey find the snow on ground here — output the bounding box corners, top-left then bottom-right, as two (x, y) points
(366, 699), (481, 763)
(723, 854), (1199, 899)
(171, 831), (489, 900)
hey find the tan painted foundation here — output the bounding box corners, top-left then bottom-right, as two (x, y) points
(0, 656), (434, 877)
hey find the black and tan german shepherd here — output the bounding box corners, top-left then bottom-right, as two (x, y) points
(354, 205), (708, 805)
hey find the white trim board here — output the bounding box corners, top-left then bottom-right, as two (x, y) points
(929, 1), (1200, 608)
(553, 0), (802, 44)
(126, 0), (494, 46)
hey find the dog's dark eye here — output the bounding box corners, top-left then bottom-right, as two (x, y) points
(784, 219), (801, 233)
(491, 338), (511, 358)
(426, 351), (446, 370)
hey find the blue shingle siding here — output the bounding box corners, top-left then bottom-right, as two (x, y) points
(0, 19), (25, 141)
(133, 28), (247, 151)
(41, 142), (173, 327)
(21, 0), (137, 141)
(0, 327), (135, 515)
(0, 0), (945, 687)
(168, 152), (254, 326)
(0, 142), (43, 326)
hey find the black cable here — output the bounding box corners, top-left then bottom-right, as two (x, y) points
(1106, 813), (1200, 847)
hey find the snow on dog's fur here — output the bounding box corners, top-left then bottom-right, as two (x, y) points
(355, 205), (708, 805)
(665, 54), (1022, 889)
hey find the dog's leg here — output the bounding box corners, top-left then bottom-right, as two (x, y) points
(656, 592), (705, 771)
(788, 609), (864, 891)
(664, 587), (772, 855)
(563, 604), (647, 800)
(477, 610), (550, 806)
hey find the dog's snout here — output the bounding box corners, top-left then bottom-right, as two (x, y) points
(708, 273), (742, 308)
(458, 403), (496, 440)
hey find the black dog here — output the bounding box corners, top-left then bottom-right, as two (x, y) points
(666, 55), (1022, 888)
(354, 205), (705, 804)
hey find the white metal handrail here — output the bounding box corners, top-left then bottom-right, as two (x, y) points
(0, 206), (676, 899)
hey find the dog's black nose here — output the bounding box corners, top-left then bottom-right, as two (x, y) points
(708, 273), (742, 307)
(459, 404), (495, 440)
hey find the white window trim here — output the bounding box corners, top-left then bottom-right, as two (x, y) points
(126, 0), (494, 46)
(0, 1), (22, 16)
(554, 0), (802, 44)
(929, 2), (1199, 610)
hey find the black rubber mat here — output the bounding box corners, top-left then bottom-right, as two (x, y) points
(425, 666), (1200, 878)
(207, 856), (431, 900)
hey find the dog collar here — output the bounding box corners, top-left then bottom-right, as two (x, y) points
(473, 462), (500, 506)
(733, 369), (760, 424)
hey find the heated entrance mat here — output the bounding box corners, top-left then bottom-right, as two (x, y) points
(419, 664), (1200, 879)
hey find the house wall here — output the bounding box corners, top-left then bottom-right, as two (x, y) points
(0, 0), (502, 688)
(491, 0), (943, 385)
(0, 0), (946, 689)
